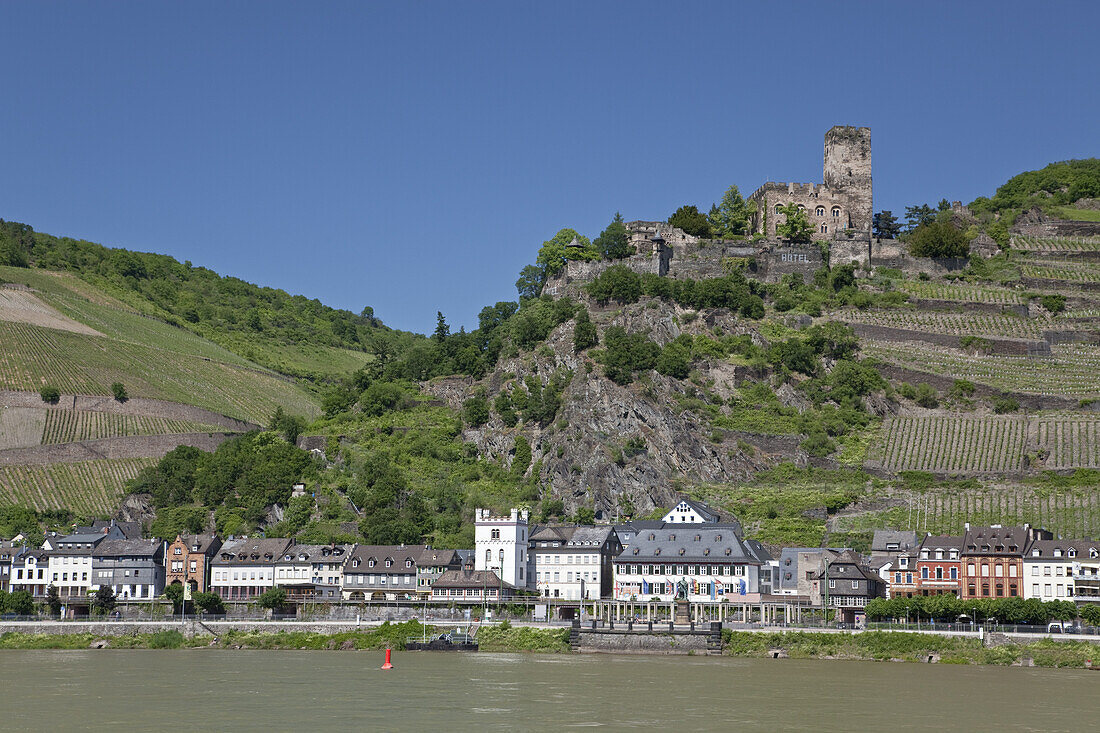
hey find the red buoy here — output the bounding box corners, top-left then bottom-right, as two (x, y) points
(381, 647), (393, 670)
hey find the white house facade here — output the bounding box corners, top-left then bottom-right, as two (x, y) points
(474, 508), (528, 589)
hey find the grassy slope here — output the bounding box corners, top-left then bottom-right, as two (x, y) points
(0, 266), (319, 423)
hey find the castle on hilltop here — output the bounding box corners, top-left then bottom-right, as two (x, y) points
(541, 126), (874, 299)
(747, 126), (872, 243)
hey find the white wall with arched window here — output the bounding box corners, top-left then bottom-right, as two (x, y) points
(815, 206), (825, 216)
(832, 206), (841, 218)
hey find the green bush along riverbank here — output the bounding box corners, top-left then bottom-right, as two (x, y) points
(722, 630), (1098, 668)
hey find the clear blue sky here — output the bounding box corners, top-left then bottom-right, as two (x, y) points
(1, 1), (1097, 334)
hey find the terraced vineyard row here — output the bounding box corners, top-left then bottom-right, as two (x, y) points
(863, 341), (1100, 397)
(834, 486), (1100, 540)
(895, 280), (1026, 304)
(843, 309), (1047, 338)
(1037, 417), (1100, 469)
(41, 411), (224, 444)
(1020, 261), (1100, 283)
(873, 416), (1029, 473)
(0, 321), (318, 423)
(0, 458), (153, 515)
(1011, 235), (1100, 252)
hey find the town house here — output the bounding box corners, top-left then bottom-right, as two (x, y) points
(92, 538), (167, 600)
(275, 544), (350, 601)
(47, 528), (123, 599)
(341, 544), (422, 601)
(1023, 539), (1100, 603)
(809, 550), (885, 624)
(415, 547), (463, 596)
(166, 533), (222, 593)
(8, 548), (48, 598)
(613, 527), (771, 603)
(959, 524), (1050, 600)
(529, 526), (621, 600)
(209, 538), (293, 600)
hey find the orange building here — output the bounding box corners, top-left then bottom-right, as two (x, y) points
(166, 534), (222, 593)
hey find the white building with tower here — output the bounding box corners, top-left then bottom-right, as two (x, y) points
(475, 507), (529, 589)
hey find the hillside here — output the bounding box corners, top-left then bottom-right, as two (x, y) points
(0, 219), (423, 382)
(3, 160), (1100, 552)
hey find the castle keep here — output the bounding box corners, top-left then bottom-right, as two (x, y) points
(747, 126), (872, 242)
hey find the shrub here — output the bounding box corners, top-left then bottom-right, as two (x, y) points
(992, 396), (1020, 414)
(573, 309), (598, 351)
(148, 630), (185, 649)
(914, 383), (939, 409)
(909, 222), (970, 258)
(1040, 294), (1066, 314)
(110, 382), (128, 402)
(462, 393), (490, 427)
(39, 385), (60, 404)
(898, 383), (917, 401)
(586, 264), (641, 304)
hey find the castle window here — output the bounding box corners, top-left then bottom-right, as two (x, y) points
(491, 529), (500, 540)
(831, 207), (841, 218)
(815, 206), (825, 216)
(774, 205), (782, 214)
(796, 204), (805, 211)
(820, 224), (828, 233)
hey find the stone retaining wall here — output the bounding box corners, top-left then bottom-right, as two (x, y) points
(0, 432), (237, 466)
(573, 627), (719, 655)
(0, 391), (258, 431)
(874, 364), (1082, 411)
(849, 323), (1047, 356)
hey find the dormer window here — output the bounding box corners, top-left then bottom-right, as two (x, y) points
(900, 557), (908, 567)
(920, 550), (929, 559)
(1054, 549), (1062, 557)
(704, 548), (710, 556)
(352, 559), (360, 568)
(694, 535), (701, 542)
(725, 549), (731, 556)
(633, 548), (639, 555)
(716, 535), (722, 542)
(1032, 550), (1041, 557)
(1068, 549), (1076, 558)
(368, 559), (375, 568)
(679, 548), (685, 556)
(406, 559), (413, 568)
(654, 548), (661, 556)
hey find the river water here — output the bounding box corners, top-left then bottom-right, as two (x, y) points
(2, 650), (1097, 732)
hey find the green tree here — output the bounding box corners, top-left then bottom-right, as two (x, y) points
(39, 385), (60, 404)
(512, 435), (532, 478)
(586, 264), (641, 304)
(5, 589), (34, 616)
(463, 392), (490, 427)
(515, 264), (546, 300)
(904, 204), (937, 231)
(573, 507), (595, 524)
(872, 210), (901, 239)
(775, 204), (814, 243)
(164, 583), (185, 614)
(711, 185), (749, 236)
(45, 585), (62, 617)
(110, 382), (128, 402)
(668, 205), (711, 237)
(494, 391), (518, 427)
(535, 228), (598, 278)
(594, 212), (634, 260)
(258, 586), (287, 611)
(656, 341), (691, 379)
(92, 586), (117, 615)
(600, 327), (660, 385)
(433, 311), (450, 342)
(573, 309), (598, 352)
(193, 591), (225, 615)
(909, 222), (969, 258)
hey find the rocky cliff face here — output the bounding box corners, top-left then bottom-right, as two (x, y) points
(423, 296), (802, 518)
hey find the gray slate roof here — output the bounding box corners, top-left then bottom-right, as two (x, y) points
(618, 526), (763, 564)
(871, 530), (920, 553)
(92, 539), (164, 559)
(433, 567), (512, 590)
(214, 538), (293, 564)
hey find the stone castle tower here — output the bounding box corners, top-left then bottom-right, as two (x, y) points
(748, 125), (872, 242)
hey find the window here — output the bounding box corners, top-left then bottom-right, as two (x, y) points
(921, 568), (929, 579)
(774, 205), (782, 214)
(498, 549), (504, 564)
(831, 207), (841, 218)
(820, 224), (828, 233)
(491, 529), (500, 540)
(1032, 584), (1040, 596)
(828, 579), (836, 589)
(949, 568), (958, 580)
(935, 568), (943, 580)
(815, 206), (825, 216)
(485, 550), (491, 565)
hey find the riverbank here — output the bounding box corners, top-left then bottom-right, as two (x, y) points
(722, 630), (1099, 668)
(2, 625), (1097, 667)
